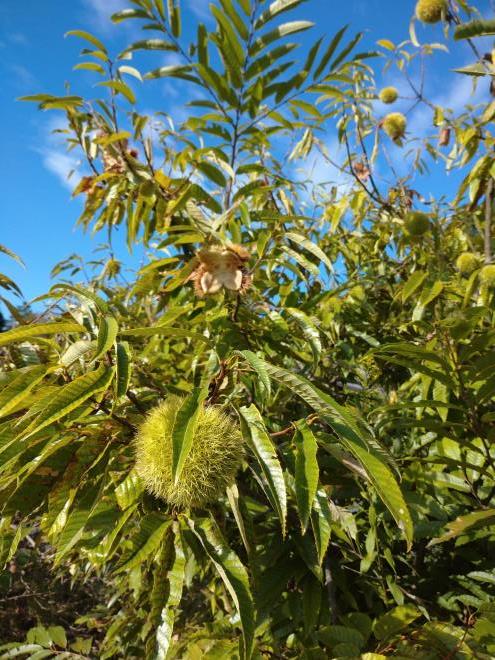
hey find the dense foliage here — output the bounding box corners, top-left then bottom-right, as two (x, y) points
(1, 0), (495, 657)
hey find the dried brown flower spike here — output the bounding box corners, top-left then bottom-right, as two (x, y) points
(188, 244), (251, 297)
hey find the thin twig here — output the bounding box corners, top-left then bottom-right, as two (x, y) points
(485, 178), (493, 264)
(127, 390), (146, 414)
(270, 414), (319, 438)
(324, 554), (338, 624)
(342, 125), (394, 214)
(93, 399), (136, 433)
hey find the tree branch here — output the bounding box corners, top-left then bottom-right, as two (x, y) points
(485, 178), (493, 264)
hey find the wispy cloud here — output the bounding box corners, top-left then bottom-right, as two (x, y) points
(42, 151), (81, 190)
(162, 80), (180, 100)
(186, 0), (211, 21)
(408, 71), (487, 140)
(9, 32), (28, 45)
(162, 52), (183, 68)
(81, 0), (128, 32)
(39, 116), (83, 191)
(8, 63), (36, 90)
(290, 135), (353, 211)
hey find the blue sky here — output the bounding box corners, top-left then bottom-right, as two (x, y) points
(0, 0), (492, 309)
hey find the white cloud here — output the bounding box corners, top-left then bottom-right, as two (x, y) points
(307, 138), (348, 188)
(162, 52), (183, 67)
(42, 151), (81, 190)
(289, 136), (353, 211)
(9, 33), (28, 45)
(81, 0), (128, 32)
(438, 72), (487, 114)
(162, 80), (180, 99)
(38, 116), (83, 191)
(9, 63), (36, 89)
(407, 71), (487, 140)
(380, 68), (489, 178)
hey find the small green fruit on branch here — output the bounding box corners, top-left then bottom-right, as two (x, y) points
(456, 252), (479, 276)
(382, 112), (407, 144)
(404, 211), (431, 237)
(134, 396), (244, 509)
(379, 87), (399, 104)
(416, 0), (447, 24)
(480, 264), (495, 288)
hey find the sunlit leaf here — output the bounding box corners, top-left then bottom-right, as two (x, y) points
(294, 420), (319, 532)
(188, 517), (255, 660)
(239, 404), (287, 536)
(0, 321), (85, 348)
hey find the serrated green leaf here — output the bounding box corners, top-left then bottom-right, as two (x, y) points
(284, 307), (321, 368)
(429, 508), (495, 545)
(20, 366), (114, 440)
(250, 20), (314, 57)
(311, 488), (332, 564)
(0, 244), (24, 267)
(73, 62), (105, 74)
(239, 404), (287, 536)
(144, 64), (195, 81)
(374, 605), (421, 641)
(118, 65), (142, 81)
(246, 43), (298, 79)
(65, 29), (107, 52)
(59, 340), (96, 367)
(218, 0), (249, 40)
(54, 458), (111, 564)
(281, 245), (320, 278)
(196, 161), (227, 187)
(92, 315), (118, 364)
(255, 0), (307, 29)
(236, 350), (271, 401)
(0, 366), (46, 418)
(317, 625), (365, 648)
(116, 513), (170, 574)
(402, 271), (427, 303)
(0, 321), (85, 347)
(286, 231), (333, 272)
(115, 341), (132, 398)
(171, 386), (209, 485)
(294, 420), (319, 533)
(188, 516), (255, 660)
(455, 19), (495, 40)
(227, 483), (251, 554)
(121, 38), (177, 55)
(111, 8), (150, 22)
(49, 283), (109, 313)
(98, 80), (136, 104)
(115, 469), (144, 510)
(167, 0), (181, 37)
(454, 62), (489, 77)
(255, 360), (413, 548)
(151, 524), (186, 660)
